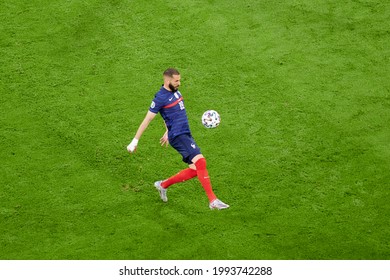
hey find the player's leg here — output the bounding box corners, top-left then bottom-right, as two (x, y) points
(154, 135), (197, 202)
(160, 168), (197, 188)
(192, 154), (229, 209)
(155, 167), (197, 202)
(191, 154), (216, 202)
(156, 134), (229, 209)
(191, 154), (229, 210)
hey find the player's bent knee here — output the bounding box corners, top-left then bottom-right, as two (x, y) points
(194, 157), (207, 170)
(192, 154), (204, 164)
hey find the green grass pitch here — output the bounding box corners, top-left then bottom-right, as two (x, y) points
(1, 0), (389, 260)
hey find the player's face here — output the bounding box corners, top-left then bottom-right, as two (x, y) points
(168, 75), (181, 92)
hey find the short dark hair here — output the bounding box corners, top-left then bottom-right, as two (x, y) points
(163, 68), (180, 77)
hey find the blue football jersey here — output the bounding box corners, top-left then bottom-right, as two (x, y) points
(149, 86), (191, 140)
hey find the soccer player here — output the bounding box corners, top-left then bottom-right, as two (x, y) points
(127, 68), (229, 210)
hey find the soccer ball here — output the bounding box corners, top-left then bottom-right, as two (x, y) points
(202, 110), (221, 128)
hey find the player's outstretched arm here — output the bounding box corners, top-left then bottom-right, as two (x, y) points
(127, 111), (157, 153)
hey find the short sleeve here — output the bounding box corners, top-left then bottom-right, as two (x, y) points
(149, 94), (165, 114)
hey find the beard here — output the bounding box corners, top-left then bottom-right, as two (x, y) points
(168, 83), (178, 92)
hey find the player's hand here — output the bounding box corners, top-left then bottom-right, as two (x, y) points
(160, 132), (169, 147)
(127, 138), (139, 153)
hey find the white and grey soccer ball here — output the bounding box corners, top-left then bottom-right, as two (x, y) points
(202, 110), (221, 128)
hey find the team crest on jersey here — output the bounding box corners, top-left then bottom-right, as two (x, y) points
(150, 101), (155, 108)
(174, 92), (180, 99)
